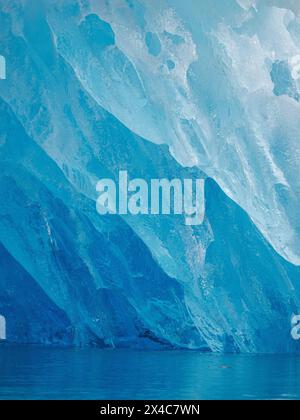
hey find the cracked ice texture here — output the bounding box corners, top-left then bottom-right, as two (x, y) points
(40, 0), (300, 266)
(1, 0), (300, 352)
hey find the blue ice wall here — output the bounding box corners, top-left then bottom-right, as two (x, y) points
(1, 0), (300, 352)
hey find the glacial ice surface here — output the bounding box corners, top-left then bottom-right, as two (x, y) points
(1, 0), (300, 352)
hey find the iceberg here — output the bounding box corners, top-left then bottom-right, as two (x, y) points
(1, 0), (300, 352)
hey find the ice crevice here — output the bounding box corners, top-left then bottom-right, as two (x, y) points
(50, 0), (300, 266)
(1, 0), (300, 352)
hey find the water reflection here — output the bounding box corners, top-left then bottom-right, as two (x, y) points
(0, 347), (299, 400)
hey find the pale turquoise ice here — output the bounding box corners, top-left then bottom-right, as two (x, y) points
(1, 0), (300, 353)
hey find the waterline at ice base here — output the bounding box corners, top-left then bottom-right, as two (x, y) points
(1, 0), (300, 402)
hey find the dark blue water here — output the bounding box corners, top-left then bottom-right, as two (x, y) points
(0, 347), (300, 400)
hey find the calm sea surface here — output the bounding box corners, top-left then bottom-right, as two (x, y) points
(0, 347), (299, 400)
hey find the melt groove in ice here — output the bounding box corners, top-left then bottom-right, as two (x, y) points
(1, 0), (300, 352)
